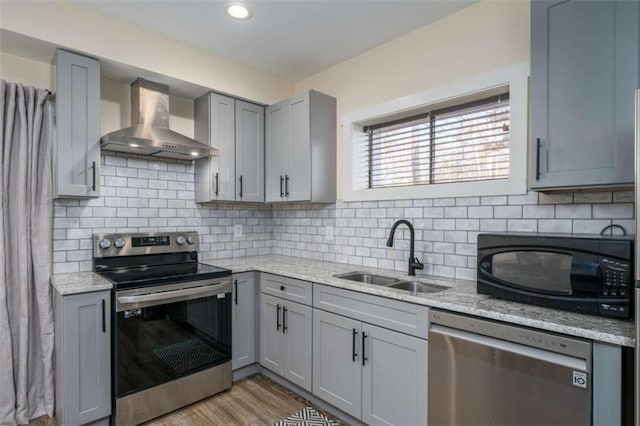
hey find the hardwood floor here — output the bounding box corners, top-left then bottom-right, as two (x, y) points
(29, 374), (340, 426)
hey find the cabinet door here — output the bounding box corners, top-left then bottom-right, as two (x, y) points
(232, 273), (256, 370)
(530, 0), (639, 189)
(54, 49), (100, 198)
(361, 324), (428, 426)
(282, 300), (313, 391)
(211, 93), (236, 201)
(260, 293), (284, 375)
(265, 100), (289, 202)
(62, 291), (111, 425)
(236, 100), (265, 202)
(312, 309), (362, 419)
(287, 92), (311, 201)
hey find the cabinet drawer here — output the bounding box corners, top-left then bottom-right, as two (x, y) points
(260, 273), (313, 306)
(313, 284), (429, 339)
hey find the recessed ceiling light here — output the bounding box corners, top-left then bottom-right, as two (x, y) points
(227, 4), (252, 20)
(129, 143), (139, 148)
(190, 151), (199, 157)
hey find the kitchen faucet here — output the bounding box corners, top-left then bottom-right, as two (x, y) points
(386, 219), (424, 276)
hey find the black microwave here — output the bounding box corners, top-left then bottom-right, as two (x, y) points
(477, 233), (633, 319)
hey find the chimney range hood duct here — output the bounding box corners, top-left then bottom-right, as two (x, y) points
(101, 78), (217, 160)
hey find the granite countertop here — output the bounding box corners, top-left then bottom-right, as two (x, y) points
(51, 272), (113, 295)
(206, 255), (636, 347)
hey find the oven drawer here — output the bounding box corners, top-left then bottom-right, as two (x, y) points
(260, 273), (313, 306)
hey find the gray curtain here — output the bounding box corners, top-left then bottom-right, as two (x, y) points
(0, 80), (54, 425)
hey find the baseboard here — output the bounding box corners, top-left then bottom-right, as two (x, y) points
(232, 363), (261, 382)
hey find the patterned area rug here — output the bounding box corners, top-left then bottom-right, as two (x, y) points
(272, 406), (340, 426)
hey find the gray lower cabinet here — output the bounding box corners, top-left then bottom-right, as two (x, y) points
(530, 0), (639, 190)
(312, 309), (363, 418)
(53, 49), (100, 198)
(361, 323), (428, 426)
(232, 272), (257, 370)
(54, 289), (110, 426)
(312, 309), (428, 425)
(260, 293), (312, 392)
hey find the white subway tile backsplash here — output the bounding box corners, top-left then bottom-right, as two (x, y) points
(54, 160), (635, 282)
(555, 204), (591, 219)
(573, 191), (612, 204)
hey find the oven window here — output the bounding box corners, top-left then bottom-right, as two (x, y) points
(116, 295), (231, 397)
(491, 251), (573, 294)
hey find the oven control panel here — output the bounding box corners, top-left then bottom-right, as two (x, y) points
(94, 232), (198, 258)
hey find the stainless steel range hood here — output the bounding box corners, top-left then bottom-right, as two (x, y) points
(101, 78), (217, 160)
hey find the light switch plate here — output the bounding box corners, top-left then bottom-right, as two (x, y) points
(325, 225), (334, 241)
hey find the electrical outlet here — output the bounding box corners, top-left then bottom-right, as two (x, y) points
(325, 225), (334, 241)
(233, 224), (243, 238)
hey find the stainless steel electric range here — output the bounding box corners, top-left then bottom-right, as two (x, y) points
(93, 232), (232, 426)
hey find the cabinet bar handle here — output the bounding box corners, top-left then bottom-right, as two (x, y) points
(215, 172), (219, 196)
(285, 174), (289, 197)
(535, 138), (541, 181)
(239, 175), (243, 198)
(101, 299), (106, 333)
(282, 306), (288, 333)
(362, 331), (368, 366)
(234, 279), (238, 305)
(276, 304), (281, 331)
(280, 175), (284, 197)
(352, 328), (358, 362)
(91, 161), (96, 192)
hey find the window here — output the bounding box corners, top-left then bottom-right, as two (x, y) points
(342, 61), (529, 201)
(358, 94), (510, 190)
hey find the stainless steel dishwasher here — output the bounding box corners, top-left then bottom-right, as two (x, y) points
(428, 310), (592, 425)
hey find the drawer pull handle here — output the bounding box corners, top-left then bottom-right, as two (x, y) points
(352, 328), (358, 362)
(362, 332), (368, 366)
(282, 306), (288, 333)
(280, 285), (285, 291)
(276, 304), (281, 331)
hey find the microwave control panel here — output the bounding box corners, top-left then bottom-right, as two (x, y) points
(600, 258), (630, 298)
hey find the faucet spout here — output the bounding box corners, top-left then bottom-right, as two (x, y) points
(386, 219), (424, 276)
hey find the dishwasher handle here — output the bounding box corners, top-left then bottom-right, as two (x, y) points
(429, 324), (588, 372)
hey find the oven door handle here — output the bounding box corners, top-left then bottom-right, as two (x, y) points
(117, 281), (231, 311)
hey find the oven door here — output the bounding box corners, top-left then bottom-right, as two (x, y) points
(114, 278), (232, 398)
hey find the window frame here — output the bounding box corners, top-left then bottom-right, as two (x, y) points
(341, 61), (529, 202)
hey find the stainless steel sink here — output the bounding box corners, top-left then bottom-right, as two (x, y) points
(334, 272), (399, 286)
(387, 281), (448, 294)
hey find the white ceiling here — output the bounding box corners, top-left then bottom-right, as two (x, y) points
(78, 0), (476, 81)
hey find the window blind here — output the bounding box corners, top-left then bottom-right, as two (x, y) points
(356, 94), (510, 190)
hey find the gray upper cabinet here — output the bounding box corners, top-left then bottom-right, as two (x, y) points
(265, 90), (336, 203)
(530, 0), (640, 190)
(195, 94), (264, 203)
(232, 272), (257, 370)
(312, 309), (363, 419)
(54, 289), (111, 426)
(53, 49), (100, 198)
(361, 323), (428, 426)
(236, 100), (265, 202)
(194, 93), (236, 202)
